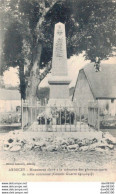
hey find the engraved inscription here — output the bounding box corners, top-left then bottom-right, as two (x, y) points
(55, 37), (63, 57)
(57, 25), (63, 36)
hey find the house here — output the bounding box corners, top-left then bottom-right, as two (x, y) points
(0, 89), (21, 112)
(72, 63), (116, 116)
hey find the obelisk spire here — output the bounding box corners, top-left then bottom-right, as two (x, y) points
(52, 22), (68, 76)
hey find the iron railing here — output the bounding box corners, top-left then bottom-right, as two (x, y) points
(22, 100), (96, 132)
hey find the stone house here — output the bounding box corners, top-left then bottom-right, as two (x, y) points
(72, 63), (116, 116)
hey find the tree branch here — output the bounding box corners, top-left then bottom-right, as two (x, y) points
(36, 0), (59, 41)
(40, 61), (52, 81)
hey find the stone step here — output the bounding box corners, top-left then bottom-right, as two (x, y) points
(28, 122), (94, 132)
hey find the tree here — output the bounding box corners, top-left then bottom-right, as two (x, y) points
(1, 0), (116, 103)
(3, 21), (26, 98)
(0, 0), (9, 75)
(68, 0), (116, 70)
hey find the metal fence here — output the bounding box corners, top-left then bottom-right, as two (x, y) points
(22, 100), (99, 132)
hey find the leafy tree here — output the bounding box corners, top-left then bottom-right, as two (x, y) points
(1, 0), (116, 103)
(0, 0), (9, 75)
(69, 0), (116, 70)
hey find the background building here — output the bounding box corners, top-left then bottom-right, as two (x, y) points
(0, 89), (21, 112)
(72, 63), (116, 116)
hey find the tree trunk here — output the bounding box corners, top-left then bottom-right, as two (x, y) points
(26, 43), (42, 103)
(26, 43), (42, 125)
(19, 63), (26, 99)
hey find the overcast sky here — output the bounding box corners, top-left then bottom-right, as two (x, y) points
(3, 54), (116, 88)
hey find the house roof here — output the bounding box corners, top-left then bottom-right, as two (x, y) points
(0, 89), (21, 100)
(74, 63), (116, 99)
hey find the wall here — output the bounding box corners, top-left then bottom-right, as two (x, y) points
(73, 69), (95, 108)
(73, 69), (116, 117)
(0, 100), (21, 112)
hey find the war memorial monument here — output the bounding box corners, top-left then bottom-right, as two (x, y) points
(48, 22), (72, 107)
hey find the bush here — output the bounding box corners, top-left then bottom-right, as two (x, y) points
(100, 115), (116, 129)
(0, 113), (21, 124)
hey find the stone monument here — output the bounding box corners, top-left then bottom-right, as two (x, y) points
(48, 22), (72, 107)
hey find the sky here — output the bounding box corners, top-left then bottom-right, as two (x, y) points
(3, 54), (116, 88)
(3, 67), (19, 86)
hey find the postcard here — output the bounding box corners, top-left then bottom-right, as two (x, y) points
(0, 0), (116, 182)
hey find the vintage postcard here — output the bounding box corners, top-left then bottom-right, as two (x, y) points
(0, 0), (116, 182)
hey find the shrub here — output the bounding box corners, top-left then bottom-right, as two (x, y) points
(0, 113), (21, 124)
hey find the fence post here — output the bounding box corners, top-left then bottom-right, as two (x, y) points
(93, 106), (95, 129)
(64, 103), (66, 132)
(60, 106), (61, 131)
(45, 110), (47, 132)
(79, 107), (81, 131)
(31, 106), (32, 127)
(70, 108), (71, 132)
(21, 98), (23, 131)
(74, 110), (77, 132)
(97, 106), (100, 131)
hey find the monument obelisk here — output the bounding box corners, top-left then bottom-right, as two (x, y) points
(48, 22), (72, 107)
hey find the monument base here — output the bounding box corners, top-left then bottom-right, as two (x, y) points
(48, 75), (73, 108)
(48, 76), (71, 100)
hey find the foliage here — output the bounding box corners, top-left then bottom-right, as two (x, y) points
(100, 116), (116, 129)
(68, 0), (116, 70)
(4, 22), (23, 67)
(0, 112), (21, 124)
